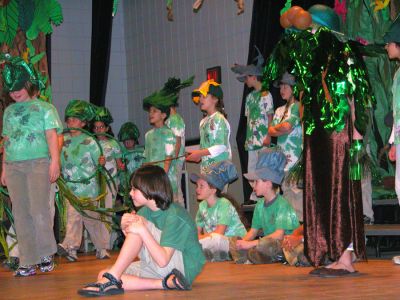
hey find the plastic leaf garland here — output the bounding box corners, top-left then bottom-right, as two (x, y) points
(262, 28), (374, 136)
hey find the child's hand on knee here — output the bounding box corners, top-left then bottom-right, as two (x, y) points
(126, 216), (147, 234)
(121, 212), (137, 231)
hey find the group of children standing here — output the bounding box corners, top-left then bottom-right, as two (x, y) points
(1, 15), (399, 296)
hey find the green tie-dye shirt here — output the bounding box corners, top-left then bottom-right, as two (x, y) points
(271, 102), (302, 172)
(199, 112), (231, 173)
(144, 125), (177, 193)
(195, 197), (246, 237)
(2, 99), (63, 162)
(251, 194), (299, 236)
(61, 133), (101, 198)
(245, 90), (274, 150)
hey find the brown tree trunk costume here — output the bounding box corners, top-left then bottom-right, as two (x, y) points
(303, 100), (366, 267)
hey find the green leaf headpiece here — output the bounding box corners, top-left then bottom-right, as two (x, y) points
(65, 100), (96, 122)
(94, 106), (113, 125)
(118, 122), (140, 142)
(143, 75), (194, 111)
(1, 53), (45, 92)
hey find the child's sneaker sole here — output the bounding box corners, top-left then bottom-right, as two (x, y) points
(15, 266), (36, 277)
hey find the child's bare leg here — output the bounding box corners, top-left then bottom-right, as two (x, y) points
(82, 232), (143, 291)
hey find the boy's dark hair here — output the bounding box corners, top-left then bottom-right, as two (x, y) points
(256, 75), (263, 82)
(130, 165), (173, 210)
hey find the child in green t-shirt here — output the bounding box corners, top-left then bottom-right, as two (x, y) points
(1, 54), (63, 277)
(229, 148), (299, 264)
(187, 80), (232, 174)
(191, 160), (247, 262)
(57, 100), (110, 262)
(231, 47), (274, 201)
(78, 165), (205, 297)
(117, 122), (144, 197)
(142, 86), (178, 198)
(163, 76), (194, 205)
(92, 106), (124, 253)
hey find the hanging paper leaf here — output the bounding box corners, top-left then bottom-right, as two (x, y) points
(26, 0), (63, 40)
(26, 38), (35, 55)
(0, 0), (19, 46)
(48, 0), (63, 26)
(30, 51), (45, 64)
(18, 0), (35, 32)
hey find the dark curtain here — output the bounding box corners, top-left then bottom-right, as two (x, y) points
(90, 0), (114, 107)
(237, 0), (334, 203)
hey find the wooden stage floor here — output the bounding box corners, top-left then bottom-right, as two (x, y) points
(2, 253), (400, 299)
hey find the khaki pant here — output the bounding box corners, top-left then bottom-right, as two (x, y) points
(7, 183), (57, 258)
(5, 158), (57, 265)
(60, 200), (109, 251)
(124, 221), (185, 279)
(199, 233), (230, 261)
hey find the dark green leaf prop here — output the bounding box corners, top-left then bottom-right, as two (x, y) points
(26, 0), (63, 40)
(18, 0), (35, 32)
(0, 0), (19, 46)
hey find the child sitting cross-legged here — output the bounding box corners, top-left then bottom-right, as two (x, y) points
(229, 148), (299, 264)
(191, 161), (247, 262)
(78, 165), (205, 297)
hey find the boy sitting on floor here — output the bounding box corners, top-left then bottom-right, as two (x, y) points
(229, 148), (299, 264)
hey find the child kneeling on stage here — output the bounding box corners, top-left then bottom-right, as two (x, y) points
(191, 161), (247, 262)
(78, 165), (205, 297)
(229, 148), (299, 264)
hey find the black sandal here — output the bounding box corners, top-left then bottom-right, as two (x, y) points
(162, 268), (191, 291)
(77, 272), (124, 297)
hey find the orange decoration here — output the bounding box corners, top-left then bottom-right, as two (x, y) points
(280, 11), (292, 29)
(293, 10), (312, 30)
(287, 6), (303, 22)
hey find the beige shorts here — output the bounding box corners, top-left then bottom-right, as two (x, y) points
(124, 221), (185, 279)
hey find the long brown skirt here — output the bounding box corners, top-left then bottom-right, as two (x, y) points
(303, 119), (366, 267)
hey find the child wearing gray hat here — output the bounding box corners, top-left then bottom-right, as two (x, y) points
(229, 148), (299, 264)
(191, 161), (247, 262)
(231, 47), (274, 201)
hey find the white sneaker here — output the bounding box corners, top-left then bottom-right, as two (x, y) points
(96, 249), (110, 260)
(392, 256), (400, 265)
